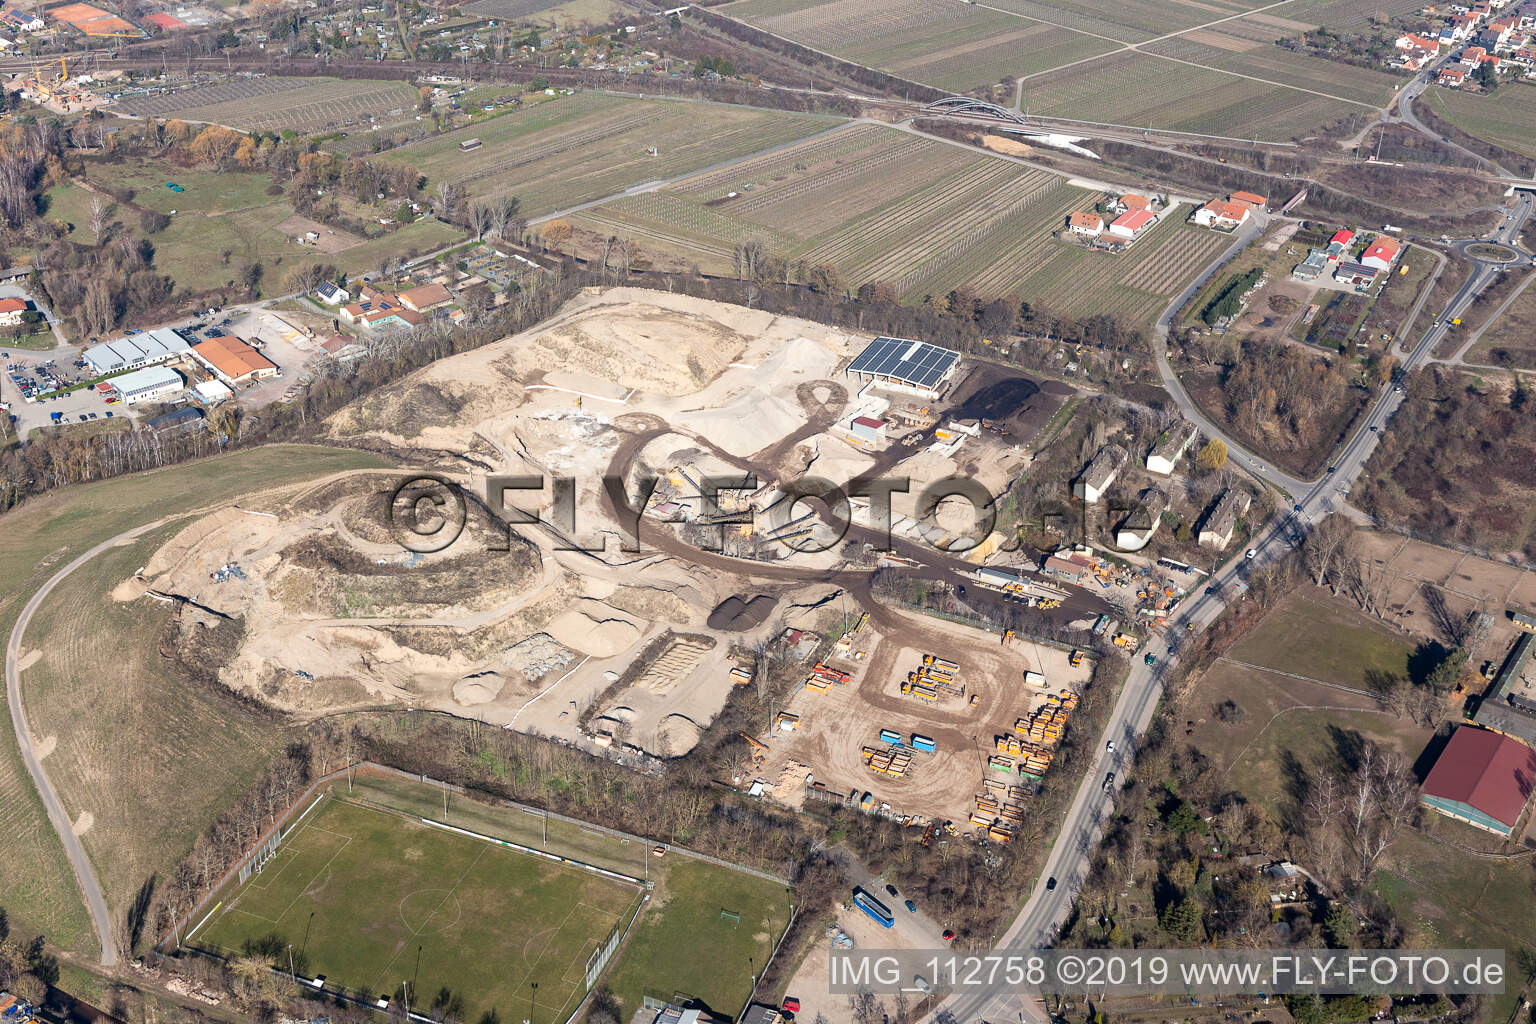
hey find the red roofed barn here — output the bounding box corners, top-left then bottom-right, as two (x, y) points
(1420, 726), (1536, 837)
(1109, 209), (1155, 239)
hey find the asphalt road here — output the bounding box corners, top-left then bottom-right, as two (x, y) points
(932, 189), (1536, 1024)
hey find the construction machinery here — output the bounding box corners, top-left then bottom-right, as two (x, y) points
(739, 732), (768, 760)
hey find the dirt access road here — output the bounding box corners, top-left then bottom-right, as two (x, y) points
(5, 522), (165, 966)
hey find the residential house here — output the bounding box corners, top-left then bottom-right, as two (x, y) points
(1229, 190), (1268, 210)
(1146, 420), (1197, 475)
(0, 7), (44, 30)
(1360, 235), (1401, 272)
(339, 289), (425, 330)
(1440, 65), (1469, 84)
(1463, 44), (1489, 65)
(1109, 209), (1155, 240)
(314, 280), (348, 305)
(1074, 443), (1128, 503)
(1193, 198), (1251, 230)
(0, 31), (16, 48)
(0, 296), (28, 326)
(1197, 488), (1251, 549)
(1115, 487), (1169, 552)
(1067, 211), (1104, 237)
(1118, 193), (1152, 212)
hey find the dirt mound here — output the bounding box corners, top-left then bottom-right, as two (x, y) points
(452, 671), (507, 706)
(708, 595), (777, 631)
(656, 713), (703, 757)
(144, 507), (246, 577)
(508, 299), (757, 397)
(545, 600), (642, 657)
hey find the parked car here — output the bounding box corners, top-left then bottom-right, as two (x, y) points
(905, 900), (916, 913)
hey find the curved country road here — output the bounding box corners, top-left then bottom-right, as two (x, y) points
(6, 520), (171, 968)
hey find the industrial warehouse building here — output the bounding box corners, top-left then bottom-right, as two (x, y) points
(844, 336), (959, 399)
(113, 365), (185, 404)
(192, 335), (278, 386)
(84, 327), (191, 374)
(1420, 725), (1536, 837)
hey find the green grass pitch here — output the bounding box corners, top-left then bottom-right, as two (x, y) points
(191, 798), (643, 1023)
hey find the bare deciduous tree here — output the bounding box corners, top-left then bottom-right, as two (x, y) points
(89, 195), (113, 244)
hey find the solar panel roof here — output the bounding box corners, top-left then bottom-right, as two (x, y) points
(846, 336), (958, 390)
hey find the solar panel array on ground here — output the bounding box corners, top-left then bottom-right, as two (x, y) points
(846, 336), (958, 390)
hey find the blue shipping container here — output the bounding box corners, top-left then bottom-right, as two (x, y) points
(878, 729), (902, 745)
(910, 734), (936, 752)
(852, 888), (894, 928)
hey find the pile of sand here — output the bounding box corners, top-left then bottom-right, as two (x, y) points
(511, 301), (754, 397)
(656, 713), (703, 756)
(771, 759), (812, 808)
(673, 389), (805, 456)
(545, 599), (642, 657)
(452, 670), (507, 706)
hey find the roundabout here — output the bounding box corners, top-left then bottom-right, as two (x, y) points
(1466, 241), (1523, 263)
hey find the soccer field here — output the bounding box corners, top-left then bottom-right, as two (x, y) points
(191, 798), (643, 1022)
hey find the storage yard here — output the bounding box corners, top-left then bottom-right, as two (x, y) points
(761, 615), (1093, 828)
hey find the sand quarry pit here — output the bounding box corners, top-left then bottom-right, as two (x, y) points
(323, 289), (855, 509)
(112, 472), (732, 726)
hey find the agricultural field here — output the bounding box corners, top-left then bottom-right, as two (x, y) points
(718, 0), (1116, 90)
(378, 91), (838, 218)
(1143, 35), (1402, 106)
(570, 123), (1230, 325)
(0, 446), (387, 952)
(1019, 51), (1366, 139)
(463, 0), (624, 24)
(1425, 81), (1536, 160)
(111, 77), (419, 135)
(193, 797), (644, 1023)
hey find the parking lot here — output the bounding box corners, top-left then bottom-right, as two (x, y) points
(3, 349), (134, 437)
